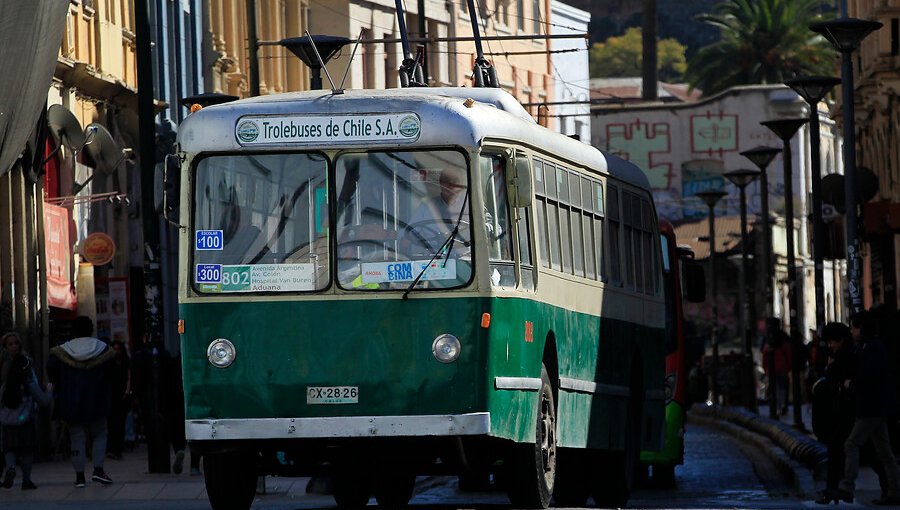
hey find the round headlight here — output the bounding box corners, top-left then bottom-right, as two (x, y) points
(432, 334), (461, 363)
(207, 338), (236, 368)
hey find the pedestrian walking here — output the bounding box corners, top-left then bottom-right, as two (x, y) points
(835, 311), (900, 505)
(0, 333), (53, 490)
(47, 316), (116, 488)
(811, 322), (856, 504)
(762, 318), (792, 416)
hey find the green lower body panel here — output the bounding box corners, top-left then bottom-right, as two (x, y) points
(180, 295), (663, 451)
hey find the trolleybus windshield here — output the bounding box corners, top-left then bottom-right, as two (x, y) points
(335, 149), (472, 290)
(191, 152), (329, 293)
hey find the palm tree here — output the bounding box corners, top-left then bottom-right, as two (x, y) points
(685, 0), (836, 96)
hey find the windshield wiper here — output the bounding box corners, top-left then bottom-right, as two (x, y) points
(402, 191), (469, 300)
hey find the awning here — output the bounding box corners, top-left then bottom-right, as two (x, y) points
(0, 1), (69, 176)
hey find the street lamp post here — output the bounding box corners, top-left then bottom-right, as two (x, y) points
(724, 168), (761, 413)
(761, 117), (808, 431)
(696, 190), (727, 408)
(811, 18), (882, 314)
(740, 146), (782, 319)
(740, 145), (782, 419)
(784, 76), (840, 337)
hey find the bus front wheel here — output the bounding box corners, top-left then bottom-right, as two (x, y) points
(505, 364), (556, 509)
(203, 451), (258, 510)
(373, 472), (416, 508)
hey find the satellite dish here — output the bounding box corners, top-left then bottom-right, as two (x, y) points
(83, 123), (122, 175)
(857, 166), (879, 204)
(821, 173), (845, 213)
(47, 104), (86, 152)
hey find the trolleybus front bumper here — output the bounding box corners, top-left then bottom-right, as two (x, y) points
(187, 412), (491, 440)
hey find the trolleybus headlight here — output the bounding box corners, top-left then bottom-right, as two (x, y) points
(207, 338), (236, 368)
(432, 334), (461, 363)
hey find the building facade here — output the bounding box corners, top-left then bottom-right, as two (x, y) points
(847, 0), (900, 311)
(0, 0), (209, 377)
(204, 0), (558, 125)
(591, 84), (847, 345)
(551, 0), (590, 142)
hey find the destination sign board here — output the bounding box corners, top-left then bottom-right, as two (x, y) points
(235, 113), (421, 146)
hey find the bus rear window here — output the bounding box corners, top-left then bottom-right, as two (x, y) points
(191, 153), (329, 293)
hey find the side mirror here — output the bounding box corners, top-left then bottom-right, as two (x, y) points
(508, 152), (533, 208)
(161, 153), (185, 229)
(684, 263), (706, 303)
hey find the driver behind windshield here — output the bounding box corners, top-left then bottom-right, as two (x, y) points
(403, 167), (469, 256)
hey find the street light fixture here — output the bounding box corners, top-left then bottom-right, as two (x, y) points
(740, 145), (782, 319)
(810, 17), (882, 314)
(724, 168), (761, 414)
(784, 76), (840, 340)
(695, 190), (727, 408)
(279, 35), (351, 90)
(761, 117), (808, 431)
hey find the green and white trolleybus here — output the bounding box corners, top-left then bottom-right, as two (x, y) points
(175, 87), (667, 509)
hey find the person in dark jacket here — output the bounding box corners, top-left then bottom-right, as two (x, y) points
(836, 311), (900, 505)
(47, 316), (115, 488)
(813, 322), (856, 504)
(1, 334), (53, 490)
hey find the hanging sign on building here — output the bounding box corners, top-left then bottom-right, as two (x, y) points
(80, 232), (116, 266)
(43, 202), (76, 310)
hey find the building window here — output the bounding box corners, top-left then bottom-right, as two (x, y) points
(517, 0), (525, 31)
(532, 0), (541, 34)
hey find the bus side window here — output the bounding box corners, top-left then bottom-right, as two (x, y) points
(606, 185), (622, 285)
(481, 154), (515, 287)
(534, 160), (550, 269)
(517, 208), (535, 290)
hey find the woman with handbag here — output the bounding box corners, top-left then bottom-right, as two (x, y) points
(0, 332), (53, 490)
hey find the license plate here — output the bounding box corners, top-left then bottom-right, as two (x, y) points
(306, 386), (359, 404)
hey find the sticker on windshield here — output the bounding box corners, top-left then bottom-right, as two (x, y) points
(196, 263), (316, 292)
(195, 264), (222, 284)
(195, 230), (224, 251)
(360, 259), (457, 284)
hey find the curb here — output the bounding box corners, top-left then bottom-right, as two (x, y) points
(689, 405), (823, 497)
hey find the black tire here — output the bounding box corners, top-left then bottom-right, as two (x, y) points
(552, 448), (591, 507)
(333, 471), (373, 509)
(505, 364), (556, 509)
(652, 464), (676, 489)
(203, 451), (258, 510)
(592, 379), (642, 507)
(373, 473), (416, 509)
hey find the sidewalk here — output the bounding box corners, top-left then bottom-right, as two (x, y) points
(692, 401), (892, 507)
(0, 445), (330, 505)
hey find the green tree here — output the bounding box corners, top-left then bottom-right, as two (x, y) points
(685, 0), (836, 96)
(590, 27), (688, 82)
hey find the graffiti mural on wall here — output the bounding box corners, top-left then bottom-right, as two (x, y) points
(682, 160), (726, 219)
(606, 120), (673, 190)
(600, 110), (746, 222)
(691, 112), (738, 157)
